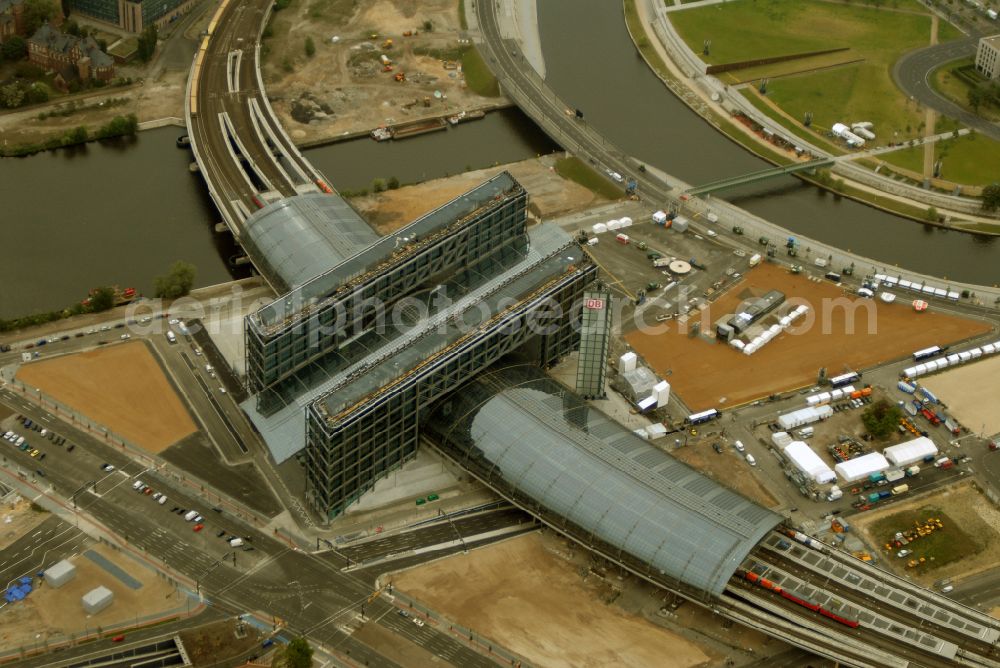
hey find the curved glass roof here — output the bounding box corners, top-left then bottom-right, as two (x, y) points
(430, 368), (782, 596)
(242, 193), (379, 293)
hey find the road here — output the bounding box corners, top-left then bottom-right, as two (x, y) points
(0, 516), (90, 591)
(892, 36), (1000, 142)
(0, 396), (507, 667)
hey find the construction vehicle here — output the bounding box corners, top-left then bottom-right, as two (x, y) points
(382, 38), (394, 49)
(422, 97), (431, 107)
(394, 72), (406, 82)
(383, 64), (393, 72)
(790, 265), (802, 274)
(732, 225), (744, 235)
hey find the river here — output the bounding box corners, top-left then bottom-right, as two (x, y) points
(534, 0), (999, 286)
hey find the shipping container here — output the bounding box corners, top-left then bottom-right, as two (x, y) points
(897, 381), (915, 394)
(885, 469), (905, 483)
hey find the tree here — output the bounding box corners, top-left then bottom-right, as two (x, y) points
(304, 36), (315, 58)
(968, 85), (985, 112)
(861, 400), (903, 439)
(137, 24), (158, 62)
(1, 35), (26, 61)
(154, 261), (196, 299)
(926, 206), (938, 222)
(278, 637), (313, 668)
(387, 176), (400, 190)
(372, 178), (386, 192)
(22, 0), (58, 36)
(983, 184), (1000, 212)
(64, 19), (80, 36)
(0, 82), (25, 109)
(88, 286), (115, 312)
(65, 125), (88, 144)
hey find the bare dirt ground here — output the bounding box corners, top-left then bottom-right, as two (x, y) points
(625, 262), (991, 411)
(391, 533), (718, 668)
(0, 500), (49, 552)
(0, 543), (183, 651)
(262, 0), (503, 144)
(922, 355), (1000, 437)
(849, 482), (1000, 587)
(350, 154), (604, 234)
(15, 341), (196, 453)
(670, 443), (780, 509)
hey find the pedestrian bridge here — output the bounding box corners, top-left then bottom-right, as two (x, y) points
(685, 158), (834, 197)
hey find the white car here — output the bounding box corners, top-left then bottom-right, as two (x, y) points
(219, 387), (227, 394)
(169, 318), (179, 325)
(734, 440), (745, 452)
(745, 454), (757, 466)
(157, 495), (167, 505)
(897, 549), (912, 558)
(606, 170), (624, 183)
(2, 431), (12, 441)
(706, 230), (718, 238)
(120, 333), (131, 340)
(412, 618), (425, 627)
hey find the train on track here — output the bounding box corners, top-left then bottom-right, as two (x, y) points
(738, 569), (861, 629)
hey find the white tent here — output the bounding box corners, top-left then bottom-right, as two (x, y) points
(778, 405), (833, 430)
(771, 431), (793, 448)
(835, 452), (890, 483)
(592, 222), (608, 235)
(883, 437), (937, 468)
(784, 441), (836, 484)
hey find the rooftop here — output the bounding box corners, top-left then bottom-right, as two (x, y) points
(242, 193), (379, 294)
(428, 367), (783, 596)
(243, 223), (578, 464)
(249, 171), (522, 333)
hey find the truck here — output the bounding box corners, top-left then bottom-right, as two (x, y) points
(868, 471), (886, 483)
(878, 490), (892, 499)
(868, 492), (881, 503)
(653, 257), (672, 268)
(897, 381), (915, 394)
(935, 456), (953, 469)
(814, 257), (828, 268)
(748, 253), (762, 267)
(891, 484), (910, 496)
(905, 465), (920, 477)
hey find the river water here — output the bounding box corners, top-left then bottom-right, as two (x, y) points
(3, 5), (997, 318)
(534, 0), (999, 286)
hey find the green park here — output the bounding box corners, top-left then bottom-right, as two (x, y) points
(668, 0), (999, 188)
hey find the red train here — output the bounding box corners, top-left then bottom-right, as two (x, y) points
(739, 569), (860, 629)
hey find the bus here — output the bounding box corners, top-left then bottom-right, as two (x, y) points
(912, 345), (943, 362)
(686, 409), (720, 425)
(829, 371), (861, 388)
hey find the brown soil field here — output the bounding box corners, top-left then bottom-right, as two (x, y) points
(351, 154), (601, 234)
(922, 355), (1000, 437)
(670, 443), (780, 509)
(0, 543), (183, 651)
(263, 0), (501, 144)
(626, 262), (990, 411)
(850, 482), (1000, 586)
(392, 533), (716, 668)
(16, 341), (196, 453)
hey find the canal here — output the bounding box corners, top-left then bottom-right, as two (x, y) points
(535, 0), (999, 286)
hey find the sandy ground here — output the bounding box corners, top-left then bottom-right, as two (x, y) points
(669, 444), (780, 509)
(392, 533), (716, 668)
(15, 341), (196, 453)
(179, 618), (265, 665)
(263, 0), (504, 144)
(625, 262), (991, 411)
(351, 154), (603, 234)
(849, 482), (1000, 587)
(0, 500), (49, 552)
(921, 355), (1000, 437)
(0, 542), (183, 651)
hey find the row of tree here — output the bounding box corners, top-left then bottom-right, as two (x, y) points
(0, 261), (195, 332)
(967, 81), (1000, 113)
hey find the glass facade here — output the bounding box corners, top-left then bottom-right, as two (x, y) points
(67, 0), (119, 25)
(426, 366), (783, 598)
(575, 288), (612, 399)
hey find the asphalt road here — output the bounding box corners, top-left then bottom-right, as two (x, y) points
(892, 36), (1000, 142)
(0, 515), (90, 591)
(0, 395), (504, 667)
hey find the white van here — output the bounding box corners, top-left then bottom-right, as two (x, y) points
(166, 331), (177, 344)
(229, 537), (244, 548)
(184, 510), (199, 522)
(746, 454), (757, 466)
(734, 440), (745, 452)
(132, 480), (145, 491)
(798, 427), (814, 439)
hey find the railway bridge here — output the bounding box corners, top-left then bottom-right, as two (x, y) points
(184, 0), (337, 289)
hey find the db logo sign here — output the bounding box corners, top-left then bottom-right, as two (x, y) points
(585, 299), (605, 310)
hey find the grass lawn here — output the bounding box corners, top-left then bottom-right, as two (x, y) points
(933, 132), (1000, 186)
(878, 143), (925, 175)
(741, 89), (845, 154)
(932, 57), (1000, 123)
(670, 0), (943, 144)
(869, 508), (980, 571)
(554, 157), (622, 200)
(461, 46), (499, 97)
